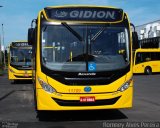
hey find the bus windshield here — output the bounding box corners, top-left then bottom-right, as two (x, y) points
(10, 47), (32, 66)
(41, 24), (130, 72)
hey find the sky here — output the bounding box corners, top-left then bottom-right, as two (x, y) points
(0, 0), (160, 48)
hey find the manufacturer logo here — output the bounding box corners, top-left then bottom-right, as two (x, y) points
(78, 73), (96, 76)
(55, 10), (68, 18)
(22, 65), (29, 68)
(84, 86), (92, 93)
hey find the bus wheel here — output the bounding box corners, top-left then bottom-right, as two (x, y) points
(144, 67), (152, 75)
(37, 110), (44, 120)
(14, 80), (17, 84)
(37, 111), (49, 121)
(11, 80), (17, 84)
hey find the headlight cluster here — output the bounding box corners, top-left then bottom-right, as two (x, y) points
(38, 77), (56, 93)
(118, 78), (132, 92)
(9, 68), (15, 73)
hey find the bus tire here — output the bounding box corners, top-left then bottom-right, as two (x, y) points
(14, 80), (17, 83)
(144, 67), (152, 75)
(37, 110), (44, 120)
(12, 80), (17, 84)
(37, 111), (49, 121)
(34, 89), (37, 110)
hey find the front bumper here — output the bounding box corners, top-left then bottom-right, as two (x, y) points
(36, 86), (133, 110)
(8, 70), (32, 80)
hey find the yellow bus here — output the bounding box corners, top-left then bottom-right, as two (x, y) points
(28, 5), (138, 115)
(133, 48), (160, 75)
(8, 41), (32, 83)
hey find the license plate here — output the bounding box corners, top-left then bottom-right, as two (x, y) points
(80, 96), (95, 102)
(24, 74), (29, 77)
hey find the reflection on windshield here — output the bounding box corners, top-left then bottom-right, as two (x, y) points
(10, 47), (32, 66)
(41, 24), (129, 72)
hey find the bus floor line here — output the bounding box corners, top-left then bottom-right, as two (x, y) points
(0, 90), (15, 101)
(139, 98), (160, 106)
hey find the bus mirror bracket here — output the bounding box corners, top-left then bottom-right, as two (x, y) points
(28, 28), (35, 45)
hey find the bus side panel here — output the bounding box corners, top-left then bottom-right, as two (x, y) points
(133, 61), (160, 74)
(151, 61), (160, 73)
(133, 63), (145, 73)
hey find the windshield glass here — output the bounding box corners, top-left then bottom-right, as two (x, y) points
(41, 24), (130, 72)
(10, 47), (32, 66)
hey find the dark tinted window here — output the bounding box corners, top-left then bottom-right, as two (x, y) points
(135, 52), (160, 64)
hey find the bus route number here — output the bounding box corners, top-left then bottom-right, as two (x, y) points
(69, 89), (81, 93)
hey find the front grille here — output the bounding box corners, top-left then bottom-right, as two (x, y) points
(52, 96), (121, 106)
(14, 75), (32, 78)
(42, 65), (130, 85)
(10, 64), (32, 70)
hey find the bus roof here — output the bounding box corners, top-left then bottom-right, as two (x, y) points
(45, 5), (121, 10)
(11, 40), (27, 43)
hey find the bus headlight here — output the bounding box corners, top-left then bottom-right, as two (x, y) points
(118, 78), (132, 92)
(9, 68), (15, 73)
(38, 77), (56, 93)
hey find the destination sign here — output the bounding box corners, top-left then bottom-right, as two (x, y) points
(44, 7), (124, 22)
(12, 42), (29, 47)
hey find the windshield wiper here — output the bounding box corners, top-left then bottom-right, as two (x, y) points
(61, 22), (83, 41)
(91, 26), (106, 41)
(42, 26), (48, 32)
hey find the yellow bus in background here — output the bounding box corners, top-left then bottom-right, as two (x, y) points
(133, 48), (160, 75)
(28, 5), (138, 116)
(8, 41), (32, 83)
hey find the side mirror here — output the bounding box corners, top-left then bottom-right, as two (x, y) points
(28, 28), (35, 45)
(130, 23), (139, 49)
(132, 31), (139, 49)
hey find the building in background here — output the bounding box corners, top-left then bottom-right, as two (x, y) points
(135, 20), (160, 48)
(136, 20), (160, 40)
